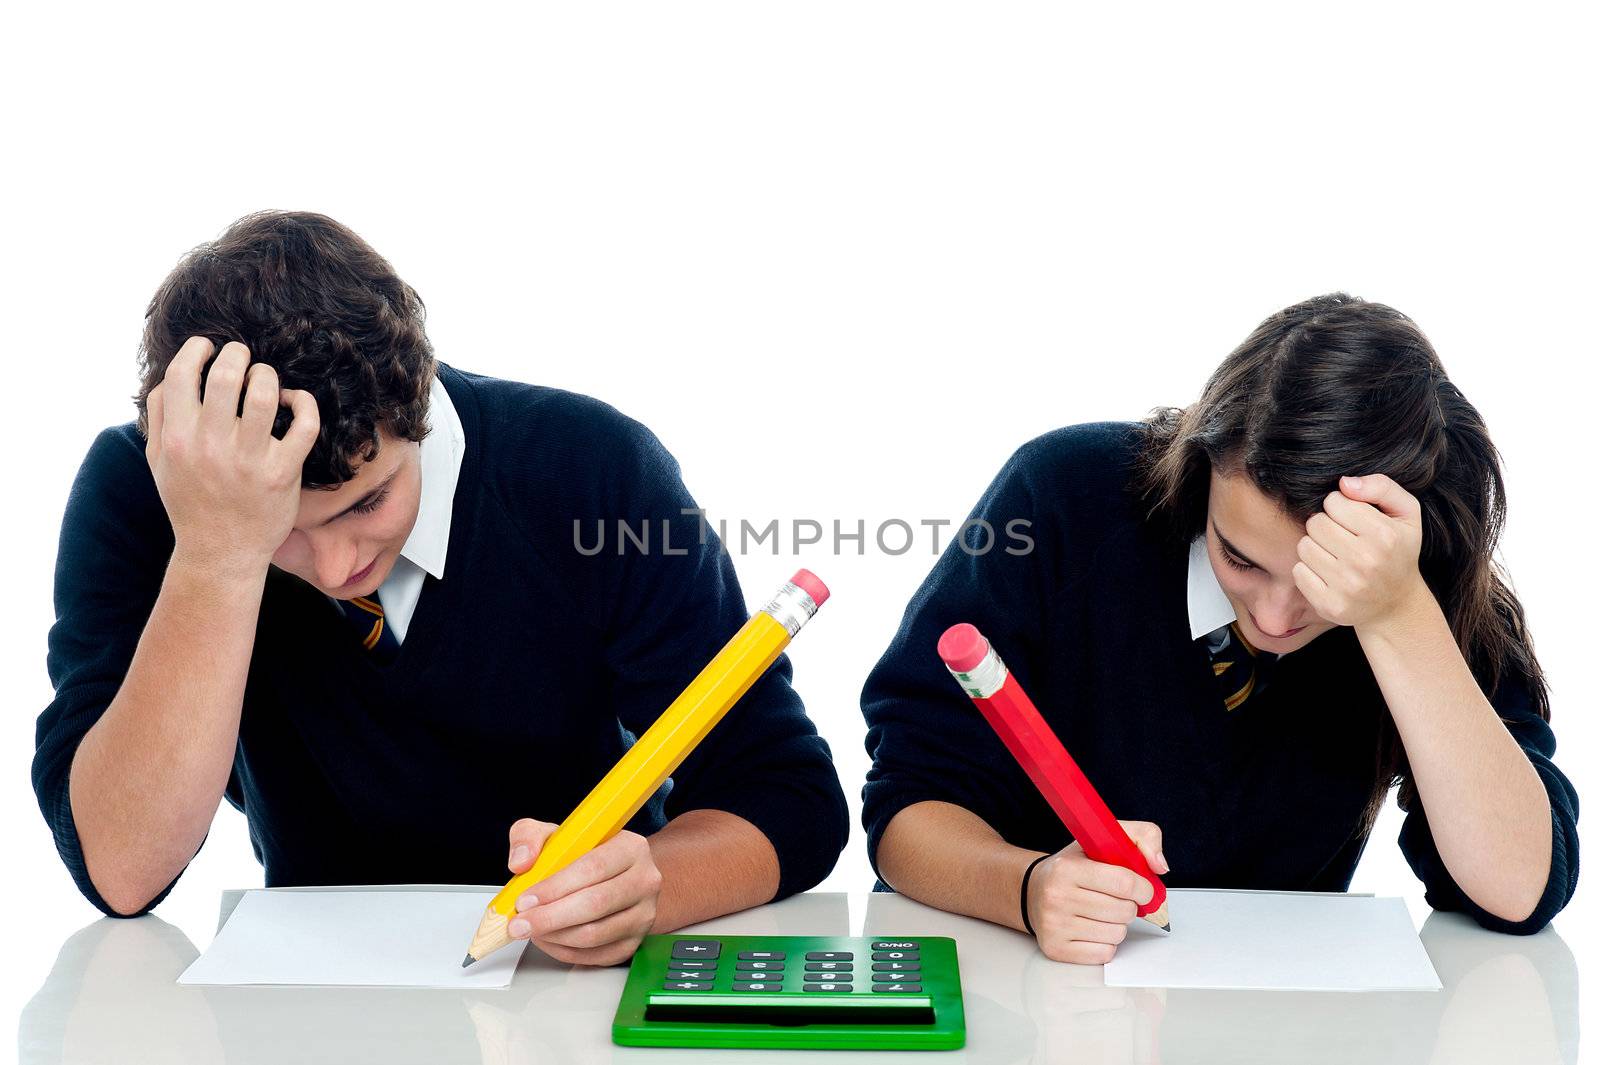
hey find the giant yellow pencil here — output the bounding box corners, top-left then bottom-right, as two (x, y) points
(463, 569), (831, 966)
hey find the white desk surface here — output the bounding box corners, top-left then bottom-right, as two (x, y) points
(18, 885), (1578, 1065)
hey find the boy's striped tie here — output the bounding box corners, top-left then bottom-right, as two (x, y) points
(338, 593), (400, 660)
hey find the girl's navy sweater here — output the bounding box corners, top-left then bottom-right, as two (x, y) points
(860, 421), (1578, 934)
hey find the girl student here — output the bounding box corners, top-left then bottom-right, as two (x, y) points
(860, 293), (1577, 963)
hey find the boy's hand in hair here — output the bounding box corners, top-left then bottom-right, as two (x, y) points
(143, 335), (320, 579)
(1293, 473), (1429, 631)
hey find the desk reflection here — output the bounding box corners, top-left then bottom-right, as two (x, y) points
(861, 892), (1578, 1065)
(19, 889), (850, 1065)
(21, 890), (1575, 1065)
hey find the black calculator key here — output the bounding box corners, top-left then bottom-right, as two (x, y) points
(670, 959), (716, 970)
(805, 951), (853, 961)
(873, 983), (923, 993)
(735, 960), (785, 971)
(738, 951), (786, 960)
(803, 982), (853, 993)
(733, 981), (784, 992)
(805, 961), (853, 971)
(667, 970), (713, 981)
(872, 950), (920, 961)
(804, 970), (853, 981)
(872, 961), (921, 972)
(871, 941), (920, 950)
(671, 940), (721, 960)
(663, 981), (714, 991)
(873, 970), (922, 981)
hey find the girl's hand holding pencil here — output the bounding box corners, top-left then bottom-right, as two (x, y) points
(1025, 820), (1170, 966)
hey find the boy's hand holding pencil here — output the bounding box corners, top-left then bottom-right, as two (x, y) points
(501, 818), (663, 967)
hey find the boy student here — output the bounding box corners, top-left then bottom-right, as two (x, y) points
(861, 294), (1578, 963)
(34, 210), (848, 965)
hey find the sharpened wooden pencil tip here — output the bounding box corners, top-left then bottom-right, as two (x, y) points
(462, 953), (477, 968)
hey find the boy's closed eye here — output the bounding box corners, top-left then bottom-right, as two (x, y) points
(352, 487), (389, 516)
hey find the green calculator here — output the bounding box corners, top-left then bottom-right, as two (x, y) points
(612, 934), (966, 1050)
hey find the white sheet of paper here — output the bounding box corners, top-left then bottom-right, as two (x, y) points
(177, 889), (527, 988)
(1105, 889), (1441, 992)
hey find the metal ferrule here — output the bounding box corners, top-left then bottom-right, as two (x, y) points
(761, 581), (819, 637)
(945, 643), (1009, 700)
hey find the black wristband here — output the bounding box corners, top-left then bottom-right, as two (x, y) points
(1019, 854), (1049, 936)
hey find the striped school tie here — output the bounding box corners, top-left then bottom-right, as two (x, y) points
(338, 593), (400, 660)
(1204, 621), (1276, 711)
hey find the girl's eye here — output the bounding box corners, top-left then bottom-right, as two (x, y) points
(353, 488), (389, 516)
(1221, 549), (1254, 572)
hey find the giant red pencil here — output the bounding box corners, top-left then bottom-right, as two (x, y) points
(938, 622), (1170, 931)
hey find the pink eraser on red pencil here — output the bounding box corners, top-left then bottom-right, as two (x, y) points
(937, 623), (990, 672)
(790, 569), (830, 608)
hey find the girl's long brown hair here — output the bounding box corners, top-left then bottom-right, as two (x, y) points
(1131, 292), (1549, 831)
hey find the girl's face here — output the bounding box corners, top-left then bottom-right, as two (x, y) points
(269, 432), (423, 598)
(1204, 466), (1339, 654)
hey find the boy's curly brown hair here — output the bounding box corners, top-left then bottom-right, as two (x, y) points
(136, 210), (435, 489)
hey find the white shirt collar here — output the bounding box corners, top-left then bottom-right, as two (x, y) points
(397, 373), (465, 580)
(1186, 534), (1237, 641)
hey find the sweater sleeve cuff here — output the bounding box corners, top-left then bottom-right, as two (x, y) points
(43, 761), (186, 919)
(1428, 801), (1577, 936)
(1405, 763), (1579, 936)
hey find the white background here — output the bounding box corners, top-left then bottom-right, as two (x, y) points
(3, 0), (1593, 1046)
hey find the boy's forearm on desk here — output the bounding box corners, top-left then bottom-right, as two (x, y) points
(69, 552), (265, 914)
(647, 808), (782, 932)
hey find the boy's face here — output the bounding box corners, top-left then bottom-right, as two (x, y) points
(270, 430), (423, 598)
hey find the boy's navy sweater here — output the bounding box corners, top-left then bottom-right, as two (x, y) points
(35, 363), (849, 916)
(860, 422), (1578, 934)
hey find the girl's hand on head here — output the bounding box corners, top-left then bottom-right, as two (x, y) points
(503, 818), (662, 967)
(1292, 473), (1430, 630)
(1027, 820), (1169, 965)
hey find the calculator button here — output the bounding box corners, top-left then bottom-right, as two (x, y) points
(663, 981), (715, 991)
(871, 941), (920, 950)
(803, 982), (853, 993)
(733, 981), (784, 992)
(872, 961), (921, 972)
(805, 961), (854, 972)
(873, 983), (923, 993)
(671, 940), (721, 960)
(872, 950), (920, 961)
(735, 960), (785, 971)
(667, 970), (713, 981)
(872, 970), (922, 981)
(670, 959), (716, 970)
(804, 970), (855, 981)
(805, 951), (854, 961)
(738, 951), (786, 960)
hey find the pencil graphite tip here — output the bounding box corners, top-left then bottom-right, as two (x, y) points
(1158, 922), (1171, 933)
(461, 953), (477, 968)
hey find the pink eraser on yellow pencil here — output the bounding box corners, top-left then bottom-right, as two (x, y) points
(790, 569), (830, 608)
